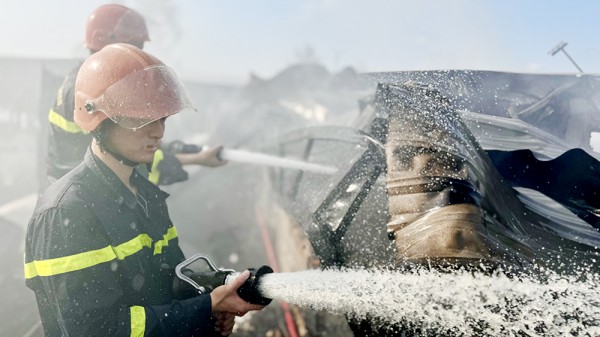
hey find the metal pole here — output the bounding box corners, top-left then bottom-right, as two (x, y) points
(560, 49), (584, 73)
(548, 41), (584, 73)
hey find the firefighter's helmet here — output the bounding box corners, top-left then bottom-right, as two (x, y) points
(85, 4), (150, 52)
(74, 43), (194, 132)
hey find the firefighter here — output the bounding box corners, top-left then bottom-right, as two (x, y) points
(46, 3), (225, 185)
(25, 43), (264, 336)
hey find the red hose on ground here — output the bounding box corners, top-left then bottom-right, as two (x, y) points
(255, 205), (299, 337)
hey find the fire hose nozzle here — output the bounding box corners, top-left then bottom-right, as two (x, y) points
(174, 254), (273, 305)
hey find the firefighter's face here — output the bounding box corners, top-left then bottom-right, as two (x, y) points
(104, 117), (166, 164)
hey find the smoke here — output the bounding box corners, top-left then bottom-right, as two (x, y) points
(124, 0), (184, 68)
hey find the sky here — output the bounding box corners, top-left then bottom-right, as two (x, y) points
(2, 0), (600, 85)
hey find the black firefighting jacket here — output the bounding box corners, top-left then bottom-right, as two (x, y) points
(46, 63), (87, 180)
(25, 148), (212, 337)
(46, 63), (188, 185)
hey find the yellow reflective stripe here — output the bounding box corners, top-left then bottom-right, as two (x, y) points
(25, 246), (116, 279)
(148, 149), (164, 185)
(113, 234), (152, 260)
(24, 253), (36, 278)
(153, 227), (178, 255)
(130, 306), (146, 337)
(24, 228), (178, 279)
(48, 108), (84, 134)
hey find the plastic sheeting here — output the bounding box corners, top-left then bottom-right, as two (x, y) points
(264, 69), (600, 272)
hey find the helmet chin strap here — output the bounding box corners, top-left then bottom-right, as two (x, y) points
(92, 121), (140, 167)
(104, 145), (140, 167)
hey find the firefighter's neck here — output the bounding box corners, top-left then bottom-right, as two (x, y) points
(92, 141), (137, 194)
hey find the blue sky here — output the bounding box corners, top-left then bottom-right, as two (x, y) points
(1, 1), (600, 84)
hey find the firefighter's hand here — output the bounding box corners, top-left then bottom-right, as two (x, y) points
(175, 145), (227, 167)
(213, 312), (235, 336)
(210, 270), (265, 316)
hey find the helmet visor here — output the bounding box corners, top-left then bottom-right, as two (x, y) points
(92, 65), (195, 129)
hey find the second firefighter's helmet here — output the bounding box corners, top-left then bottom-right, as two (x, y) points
(85, 4), (150, 52)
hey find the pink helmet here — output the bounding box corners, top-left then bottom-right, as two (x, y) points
(85, 4), (150, 52)
(74, 43), (194, 132)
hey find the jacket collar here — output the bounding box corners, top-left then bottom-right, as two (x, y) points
(83, 147), (170, 208)
(84, 147), (137, 209)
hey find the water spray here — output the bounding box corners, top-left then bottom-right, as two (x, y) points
(218, 148), (337, 175)
(173, 254), (273, 305)
(168, 141), (338, 175)
(258, 268), (600, 336)
(173, 254), (600, 335)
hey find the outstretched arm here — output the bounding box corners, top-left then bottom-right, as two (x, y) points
(175, 145), (228, 167)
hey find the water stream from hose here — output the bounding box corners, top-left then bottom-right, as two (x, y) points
(258, 267), (600, 336)
(219, 148), (338, 175)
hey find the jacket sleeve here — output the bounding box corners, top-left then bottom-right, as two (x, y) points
(148, 149), (189, 186)
(25, 206), (212, 337)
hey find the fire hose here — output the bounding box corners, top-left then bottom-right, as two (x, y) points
(167, 141), (337, 175)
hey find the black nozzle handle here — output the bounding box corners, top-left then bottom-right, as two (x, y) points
(175, 254), (273, 305)
(175, 254), (235, 294)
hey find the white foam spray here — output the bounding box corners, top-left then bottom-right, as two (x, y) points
(258, 268), (600, 336)
(219, 148), (338, 175)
